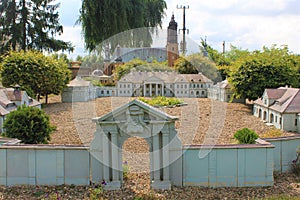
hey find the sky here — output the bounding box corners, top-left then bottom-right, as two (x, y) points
(57, 0), (300, 58)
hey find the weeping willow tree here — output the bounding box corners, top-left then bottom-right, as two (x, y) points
(78, 0), (167, 52)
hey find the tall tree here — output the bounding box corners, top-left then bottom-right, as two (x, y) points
(229, 45), (300, 100)
(78, 0), (167, 52)
(0, 50), (71, 103)
(0, 0), (73, 53)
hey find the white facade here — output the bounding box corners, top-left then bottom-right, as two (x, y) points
(208, 79), (244, 103)
(97, 87), (116, 97)
(62, 77), (96, 102)
(116, 71), (213, 98)
(253, 87), (300, 133)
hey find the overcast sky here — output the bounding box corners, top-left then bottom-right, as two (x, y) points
(57, 0), (300, 58)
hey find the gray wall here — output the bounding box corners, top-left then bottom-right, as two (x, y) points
(266, 136), (300, 173)
(0, 146), (90, 186)
(183, 144), (274, 187)
(0, 136), (299, 188)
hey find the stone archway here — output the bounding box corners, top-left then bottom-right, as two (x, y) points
(90, 99), (183, 190)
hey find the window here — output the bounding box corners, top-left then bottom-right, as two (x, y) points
(184, 85), (187, 89)
(107, 91), (109, 94)
(279, 117), (282, 125)
(181, 85), (183, 89)
(296, 118), (298, 126)
(101, 91), (104, 94)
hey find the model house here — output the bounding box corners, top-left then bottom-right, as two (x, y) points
(253, 87), (300, 133)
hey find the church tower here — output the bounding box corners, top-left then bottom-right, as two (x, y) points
(167, 15), (179, 67)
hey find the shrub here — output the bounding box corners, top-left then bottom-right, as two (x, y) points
(3, 106), (56, 144)
(234, 128), (259, 144)
(138, 96), (183, 107)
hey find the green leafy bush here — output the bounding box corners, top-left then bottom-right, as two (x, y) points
(138, 96), (184, 107)
(234, 128), (259, 144)
(3, 106), (56, 144)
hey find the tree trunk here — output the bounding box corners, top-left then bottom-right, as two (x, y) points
(21, 0), (27, 50)
(45, 94), (48, 104)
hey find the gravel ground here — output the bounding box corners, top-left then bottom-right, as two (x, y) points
(44, 96), (295, 146)
(5, 96), (293, 199)
(0, 172), (299, 199)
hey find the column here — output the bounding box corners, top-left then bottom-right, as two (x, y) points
(152, 134), (160, 181)
(162, 132), (170, 181)
(150, 84), (152, 97)
(162, 83), (164, 96)
(111, 132), (119, 181)
(102, 132), (110, 181)
(156, 84), (158, 96)
(143, 84), (146, 97)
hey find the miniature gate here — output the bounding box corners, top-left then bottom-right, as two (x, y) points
(90, 99), (183, 190)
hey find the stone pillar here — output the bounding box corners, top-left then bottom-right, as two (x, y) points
(152, 134), (160, 181)
(162, 132), (170, 181)
(111, 132), (119, 181)
(150, 84), (152, 97)
(143, 84), (146, 97)
(156, 84), (158, 96)
(102, 132), (110, 181)
(103, 132), (121, 190)
(162, 83), (165, 96)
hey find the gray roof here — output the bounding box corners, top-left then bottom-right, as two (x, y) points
(67, 77), (91, 87)
(119, 71), (213, 84)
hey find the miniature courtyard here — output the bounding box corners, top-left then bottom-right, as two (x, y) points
(0, 95), (299, 199)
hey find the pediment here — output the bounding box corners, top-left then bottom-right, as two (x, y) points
(93, 99), (178, 124)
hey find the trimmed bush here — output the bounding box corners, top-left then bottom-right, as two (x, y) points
(138, 96), (183, 107)
(3, 105), (56, 144)
(234, 128), (259, 144)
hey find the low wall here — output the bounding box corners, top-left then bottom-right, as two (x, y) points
(0, 136), (299, 188)
(265, 136), (300, 173)
(183, 143), (274, 187)
(0, 145), (90, 186)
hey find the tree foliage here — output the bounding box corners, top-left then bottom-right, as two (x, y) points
(229, 45), (300, 100)
(0, 0), (73, 53)
(114, 58), (171, 80)
(0, 50), (71, 103)
(174, 53), (221, 82)
(3, 105), (55, 144)
(78, 0), (167, 51)
(234, 128), (258, 144)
